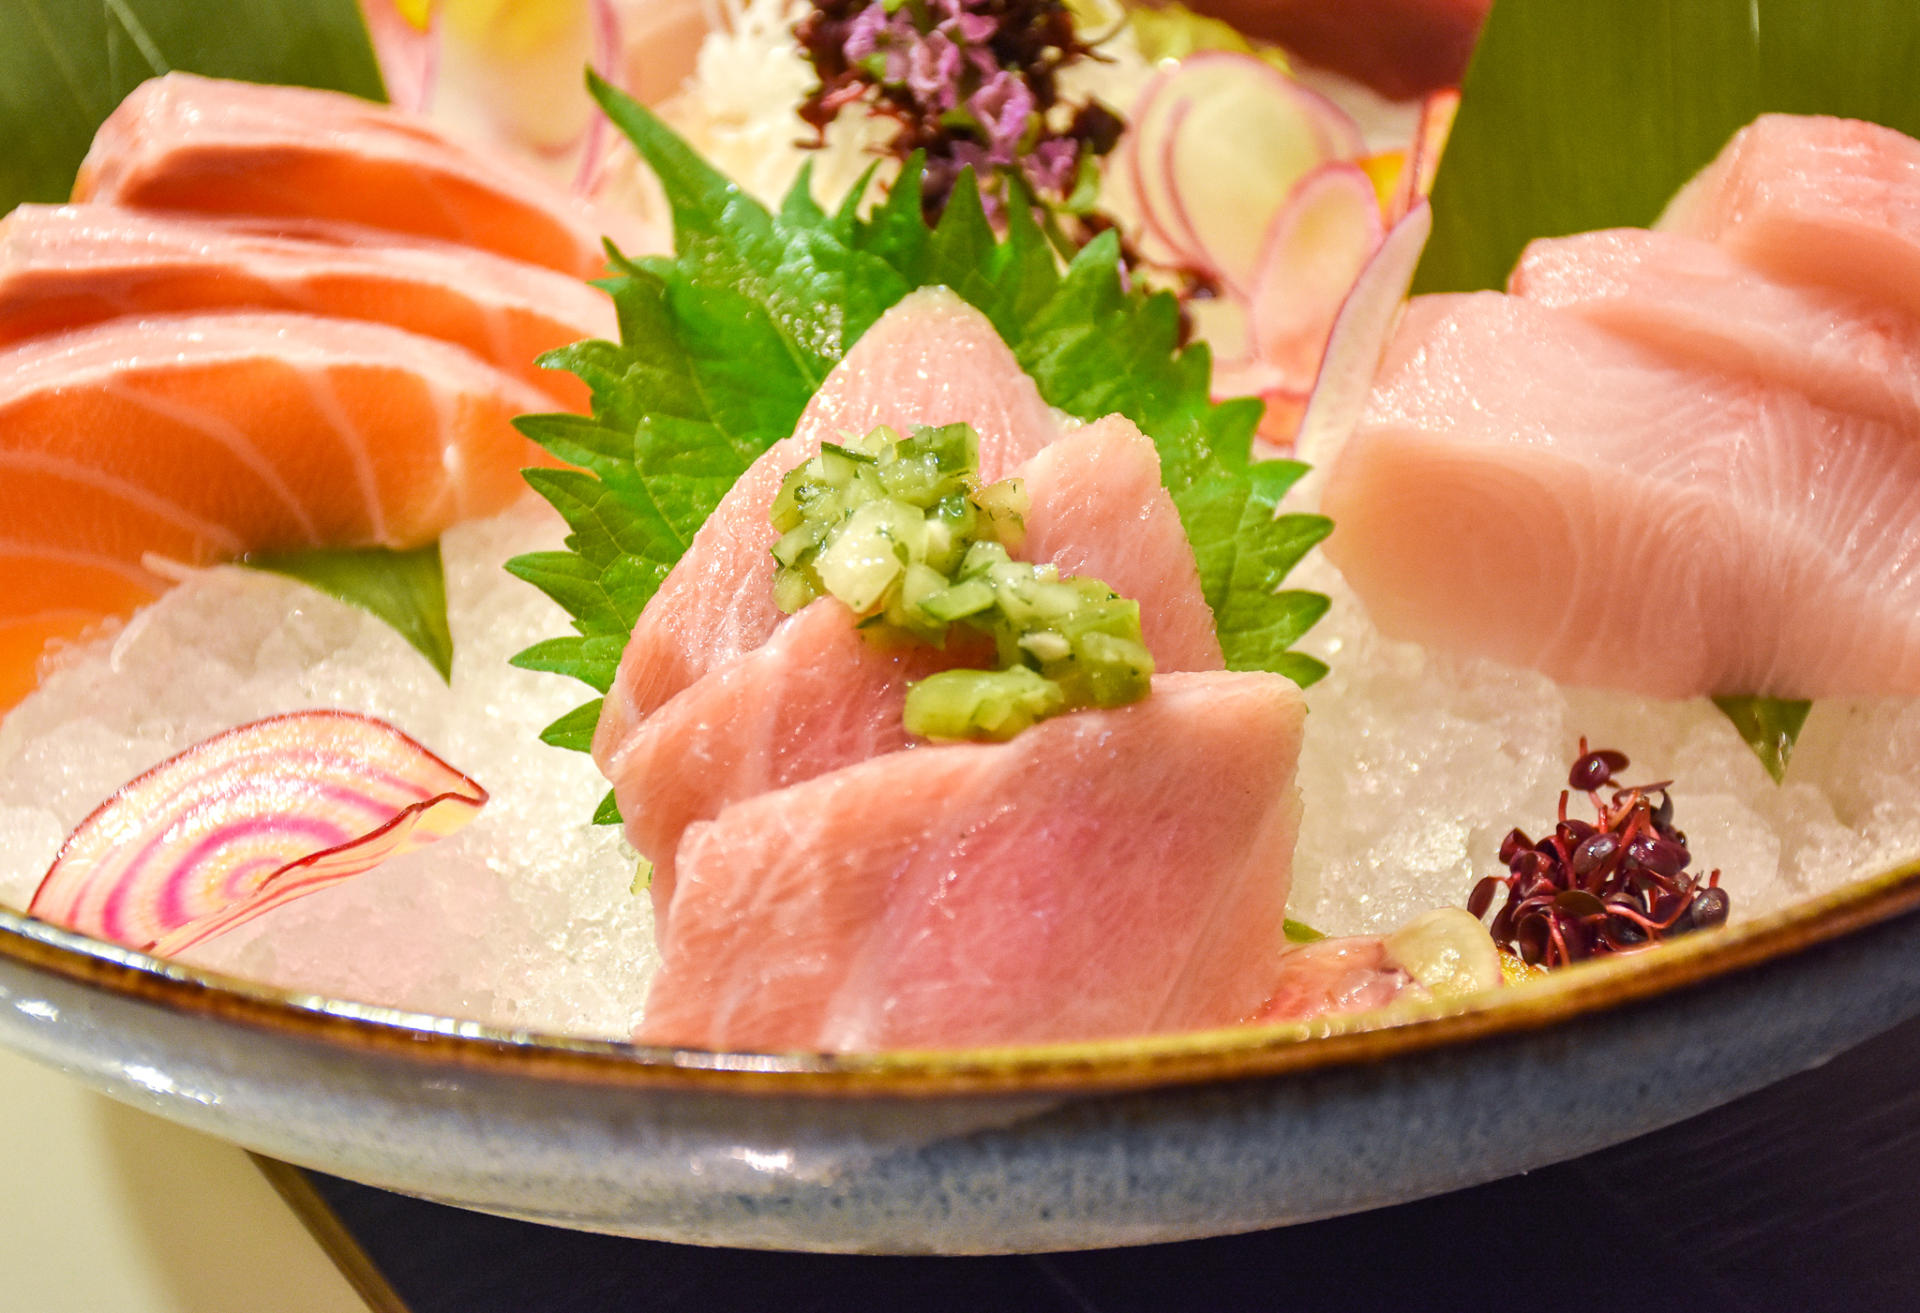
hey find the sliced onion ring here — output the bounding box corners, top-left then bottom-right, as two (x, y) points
(30, 711), (487, 957)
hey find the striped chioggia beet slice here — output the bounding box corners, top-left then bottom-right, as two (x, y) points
(30, 710), (487, 956)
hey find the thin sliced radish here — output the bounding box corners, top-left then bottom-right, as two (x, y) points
(1292, 199), (1433, 469)
(1246, 162), (1387, 386)
(30, 711), (487, 957)
(1389, 89), (1459, 222)
(1115, 65), (1196, 266)
(1152, 51), (1367, 291)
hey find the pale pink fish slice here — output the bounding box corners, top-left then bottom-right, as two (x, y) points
(602, 598), (958, 925)
(73, 72), (652, 278)
(31, 712), (487, 956)
(602, 416), (1218, 926)
(1659, 114), (1920, 316)
(638, 670), (1304, 1053)
(1510, 227), (1920, 431)
(591, 287), (1065, 762)
(0, 204), (613, 407)
(1254, 936), (1411, 1023)
(1321, 292), (1920, 699)
(1016, 415), (1223, 672)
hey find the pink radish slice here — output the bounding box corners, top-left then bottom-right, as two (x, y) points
(1116, 66), (1198, 267)
(1153, 51), (1367, 293)
(30, 711), (487, 957)
(1292, 199), (1433, 468)
(1246, 162), (1386, 386)
(1389, 89), (1459, 222)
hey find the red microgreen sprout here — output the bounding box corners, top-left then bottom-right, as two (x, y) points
(1467, 740), (1729, 968)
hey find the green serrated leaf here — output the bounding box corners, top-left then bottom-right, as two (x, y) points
(593, 789), (624, 827)
(539, 699), (605, 753)
(246, 543), (453, 680)
(1712, 696), (1812, 785)
(1418, 0), (1920, 294)
(511, 82), (1332, 817)
(0, 0), (385, 213)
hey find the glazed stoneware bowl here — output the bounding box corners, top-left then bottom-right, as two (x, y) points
(2, 857), (1918, 1253)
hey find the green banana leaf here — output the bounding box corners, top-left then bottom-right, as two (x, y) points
(1417, 0), (1920, 294)
(0, 0), (385, 212)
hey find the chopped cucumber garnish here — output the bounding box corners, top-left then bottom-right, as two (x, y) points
(772, 423), (1154, 740)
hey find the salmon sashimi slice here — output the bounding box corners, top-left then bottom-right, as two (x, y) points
(0, 205), (613, 408)
(1320, 292), (1920, 699)
(73, 73), (649, 279)
(0, 312), (549, 705)
(601, 416), (1216, 924)
(637, 670), (1305, 1053)
(1659, 114), (1920, 315)
(1509, 227), (1920, 431)
(591, 287), (1066, 760)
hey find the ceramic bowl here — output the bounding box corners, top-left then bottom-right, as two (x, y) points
(2, 855), (1917, 1253)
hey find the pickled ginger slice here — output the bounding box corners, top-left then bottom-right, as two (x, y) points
(0, 205), (613, 407)
(1320, 293), (1920, 699)
(1510, 227), (1920, 431)
(0, 312), (548, 706)
(591, 287), (1064, 760)
(601, 417), (1219, 924)
(1659, 114), (1920, 317)
(638, 670), (1304, 1053)
(73, 73), (644, 279)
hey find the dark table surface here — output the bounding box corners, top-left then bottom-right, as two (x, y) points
(284, 1009), (1920, 1313)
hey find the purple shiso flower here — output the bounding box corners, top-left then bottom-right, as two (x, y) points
(1023, 136), (1080, 195)
(969, 70), (1036, 165)
(907, 30), (964, 112)
(932, 0), (1001, 45)
(842, 5), (887, 62)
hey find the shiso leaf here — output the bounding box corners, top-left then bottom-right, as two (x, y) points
(1712, 696), (1812, 785)
(0, 0), (386, 212)
(509, 75), (1332, 822)
(246, 543), (453, 681)
(1416, 0), (1920, 295)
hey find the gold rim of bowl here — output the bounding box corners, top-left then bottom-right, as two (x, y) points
(3, 856), (1916, 1098)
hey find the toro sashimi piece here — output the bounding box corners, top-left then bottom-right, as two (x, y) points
(1510, 227), (1920, 431)
(591, 287), (1064, 758)
(637, 670), (1304, 1053)
(601, 417), (1218, 922)
(0, 205), (613, 408)
(1321, 293), (1920, 699)
(73, 73), (646, 280)
(1658, 114), (1920, 316)
(0, 311), (548, 706)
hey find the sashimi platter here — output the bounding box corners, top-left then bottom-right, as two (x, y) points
(3, 0), (1920, 1250)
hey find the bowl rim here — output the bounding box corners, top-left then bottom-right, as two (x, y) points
(4, 854), (1919, 1098)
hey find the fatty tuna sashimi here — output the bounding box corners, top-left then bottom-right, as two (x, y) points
(0, 205), (613, 407)
(602, 599), (959, 920)
(637, 670), (1304, 1053)
(1019, 417), (1224, 672)
(1321, 292), (1920, 699)
(591, 288), (1064, 759)
(0, 312), (548, 704)
(1510, 228), (1920, 431)
(73, 73), (647, 279)
(602, 416), (1217, 921)
(1659, 114), (1920, 316)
